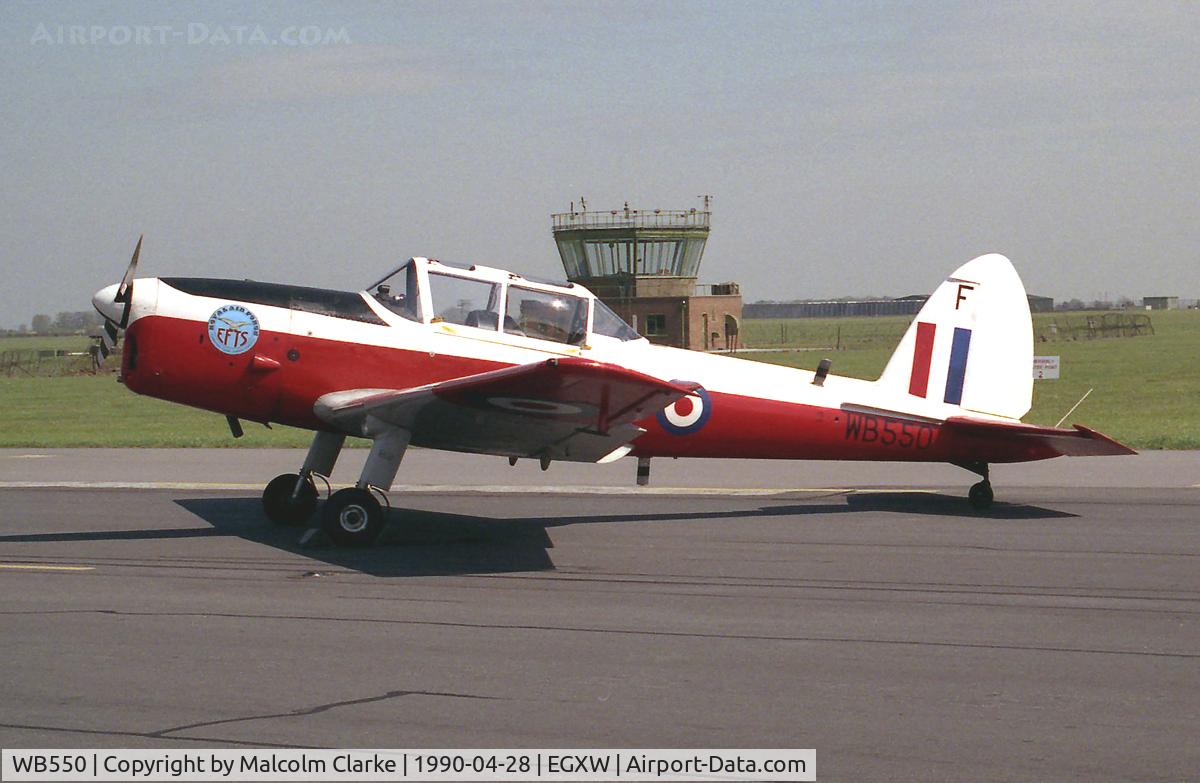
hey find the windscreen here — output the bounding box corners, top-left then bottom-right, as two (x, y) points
(372, 261), (421, 322)
(592, 299), (640, 341)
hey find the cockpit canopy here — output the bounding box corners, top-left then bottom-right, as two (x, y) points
(368, 258), (641, 344)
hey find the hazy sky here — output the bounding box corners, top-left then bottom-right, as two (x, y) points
(2, 1), (1197, 327)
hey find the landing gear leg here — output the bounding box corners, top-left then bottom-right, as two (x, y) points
(263, 431), (345, 526)
(320, 426), (410, 547)
(637, 457), (651, 486)
(954, 460), (993, 510)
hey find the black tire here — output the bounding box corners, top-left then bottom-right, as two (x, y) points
(321, 487), (385, 547)
(968, 480), (994, 510)
(262, 473), (318, 526)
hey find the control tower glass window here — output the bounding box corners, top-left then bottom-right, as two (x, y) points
(581, 241), (633, 276)
(506, 286), (588, 345)
(680, 238), (704, 276)
(427, 272), (500, 329)
(552, 207), (710, 282)
(556, 236), (706, 278)
(637, 239), (706, 276)
(558, 240), (587, 279)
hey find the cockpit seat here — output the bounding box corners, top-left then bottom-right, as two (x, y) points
(465, 309), (526, 336)
(465, 309), (499, 329)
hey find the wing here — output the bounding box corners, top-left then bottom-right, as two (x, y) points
(942, 416), (1136, 457)
(314, 357), (696, 463)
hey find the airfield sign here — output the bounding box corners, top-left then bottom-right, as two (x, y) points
(1033, 356), (1060, 380)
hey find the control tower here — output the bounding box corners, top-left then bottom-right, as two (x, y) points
(551, 199), (742, 350)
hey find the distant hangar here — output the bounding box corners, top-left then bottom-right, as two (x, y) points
(745, 293), (1055, 319)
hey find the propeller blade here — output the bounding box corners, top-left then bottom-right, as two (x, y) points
(117, 234), (142, 328)
(93, 235), (143, 368)
(99, 319), (119, 360)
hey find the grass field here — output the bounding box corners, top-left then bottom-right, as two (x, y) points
(741, 314), (912, 351)
(0, 335), (96, 352)
(741, 310), (1200, 450)
(739, 310), (1160, 351)
(0, 374), (321, 448)
(0, 312), (1196, 449)
(1, 335), (98, 379)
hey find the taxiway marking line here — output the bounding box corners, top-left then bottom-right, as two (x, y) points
(0, 563), (94, 572)
(0, 481), (938, 497)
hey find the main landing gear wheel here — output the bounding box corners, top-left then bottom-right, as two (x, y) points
(262, 473), (318, 527)
(968, 480), (994, 510)
(321, 487), (385, 547)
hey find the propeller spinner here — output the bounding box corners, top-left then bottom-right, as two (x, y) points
(91, 235), (142, 364)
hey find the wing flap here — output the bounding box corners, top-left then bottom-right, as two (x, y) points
(315, 357), (693, 462)
(942, 416), (1136, 457)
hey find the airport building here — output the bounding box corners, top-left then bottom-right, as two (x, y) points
(744, 298), (927, 319)
(1027, 294), (1055, 313)
(744, 293), (1056, 319)
(1143, 296), (1179, 310)
(551, 200), (742, 350)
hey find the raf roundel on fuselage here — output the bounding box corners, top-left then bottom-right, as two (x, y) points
(656, 384), (711, 435)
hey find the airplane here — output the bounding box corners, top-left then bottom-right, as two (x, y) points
(92, 239), (1134, 546)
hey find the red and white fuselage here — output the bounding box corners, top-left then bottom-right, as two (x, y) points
(93, 255), (1130, 469)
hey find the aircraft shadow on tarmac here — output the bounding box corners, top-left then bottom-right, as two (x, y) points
(0, 493), (1073, 578)
(162, 492), (1074, 578)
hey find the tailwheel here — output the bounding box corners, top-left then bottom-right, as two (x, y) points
(321, 487), (385, 547)
(968, 479), (994, 510)
(262, 473), (318, 527)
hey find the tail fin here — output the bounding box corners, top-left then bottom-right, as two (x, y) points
(877, 253), (1033, 420)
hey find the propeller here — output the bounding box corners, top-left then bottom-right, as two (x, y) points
(93, 235), (142, 365)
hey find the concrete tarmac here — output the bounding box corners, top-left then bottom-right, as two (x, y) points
(0, 450), (1198, 781)
(2, 446), (1198, 489)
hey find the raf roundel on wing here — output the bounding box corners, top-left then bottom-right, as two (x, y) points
(656, 384), (711, 435)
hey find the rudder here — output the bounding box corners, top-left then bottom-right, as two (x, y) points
(877, 254), (1033, 420)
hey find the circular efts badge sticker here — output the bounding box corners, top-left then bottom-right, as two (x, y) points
(207, 304), (261, 355)
(656, 384), (711, 435)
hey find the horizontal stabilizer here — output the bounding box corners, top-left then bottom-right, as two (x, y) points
(942, 417), (1136, 458)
